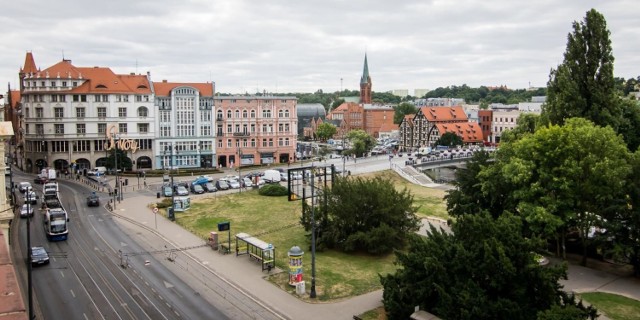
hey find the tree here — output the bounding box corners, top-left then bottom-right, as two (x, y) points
(434, 132), (463, 147)
(393, 102), (417, 124)
(345, 129), (376, 157)
(500, 113), (541, 144)
(617, 99), (640, 152)
(380, 213), (596, 320)
(445, 151), (498, 218)
(105, 148), (132, 171)
(330, 98), (345, 111)
(315, 123), (337, 142)
(543, 9), (621, 130)
(301, 176), (420, 254)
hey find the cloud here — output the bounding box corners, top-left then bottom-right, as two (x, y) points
(1, 0), (638, 94)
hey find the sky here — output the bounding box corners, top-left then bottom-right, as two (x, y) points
(1, 0), (638, 95)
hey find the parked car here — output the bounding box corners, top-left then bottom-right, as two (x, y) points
(203, 182), (217, 193)
(86, 193), (100, 207)
(162, 185), (173, 197)
(228, 179), (241, 189)
(20, 204), (34, 218)
(18, 182), (32, 193)
(190, 184), (205, 194)
(31, 246), (50, 266)
(25, 191), (38, 205)
(33, 176), (48, 184)
(215, 180), (230, 190)
(242, 177), (254, 188)
(175, 186), (189, 196)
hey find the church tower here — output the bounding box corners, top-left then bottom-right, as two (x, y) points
(359, 53), (372, 104)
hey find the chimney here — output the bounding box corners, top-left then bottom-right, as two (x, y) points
(162, 80), (168, 83)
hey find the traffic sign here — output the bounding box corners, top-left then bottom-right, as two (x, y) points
(152, 207), (159, 214)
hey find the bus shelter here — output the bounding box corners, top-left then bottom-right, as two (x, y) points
(235, 232), (275, 271)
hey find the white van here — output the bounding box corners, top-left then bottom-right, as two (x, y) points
(263, 170), (282, 183)
(88, 166), (107, 176)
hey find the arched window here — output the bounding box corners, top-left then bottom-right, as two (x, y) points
(138, 106), (148, 117)
(235, 110), (240, 118)
(227, 110), (232, 118)
(250, 110), (256, 118)
(217, 110), (223, 119)
(243, 110), (248, 118)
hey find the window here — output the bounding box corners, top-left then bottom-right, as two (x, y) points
(95, 94), (108, 102)
(119, 123), (128, 133)
(51, 95), (58, 102)
(119, 107), (127, 117)
(54, 107), (64, 118)
(35, 108), (43, 118)
(76, 124), (86, 134)
(62, 81), (67, 87)
(138, 123), (149, 133)
(115, 94), (129, 102)
(98, 123), (107, 134)
(36, 124), (44, 135)
(160, 126), (171, 137)
(251, 110), (256, 118)
(97, 107), (107, 118)
(262, 139), (267, 147)
(262, 109), (271, 118)
(227, 139), (232, 148)
(227, 110), (232, 118)
(54, 124), (64, 134)
(217, 110), (223, 120)
(59, 95), (66, 102)
(138, 106), (148, 117)
(243, 110), (248, 118)
(76, 107), (85, 118)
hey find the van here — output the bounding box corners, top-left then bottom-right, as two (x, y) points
(262, 170), (281, 183)
(88, 167), (107, 176)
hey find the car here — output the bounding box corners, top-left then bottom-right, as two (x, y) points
(190, 184), (205, 194)
(24, 191), (38, 205)
(162, 185), (173, 197)
(20, 204), (34, 218)
(215, 180), (230, 190)
(18, 182), (32, 193)
(33, 176), (48, 184)
(175, 186), (189, 196)
(243, 177), (254, 188)
(31, 246), (50, 266)
(228, 179), (241, 189)
(203, 182), (217, 193)
(86, 193), (100, 207)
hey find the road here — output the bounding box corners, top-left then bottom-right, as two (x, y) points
(10, 171), (263, 320)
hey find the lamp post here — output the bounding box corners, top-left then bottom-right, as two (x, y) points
(238, 147), (242, 194)
(113, 134), (119, 208)
(309, 167), (317, 298)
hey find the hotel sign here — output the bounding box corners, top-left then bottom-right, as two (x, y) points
(104, 124), (139, 153)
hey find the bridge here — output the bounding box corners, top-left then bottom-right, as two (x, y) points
(393, 152), (495, 187)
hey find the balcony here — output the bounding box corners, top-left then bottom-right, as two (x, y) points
(232, 132), (250, 137)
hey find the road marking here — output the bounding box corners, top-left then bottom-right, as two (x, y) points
(83, 313), (88, 320)
(60, 270), (65, 278)
(70, 289), (75, 298)
(164, 281), (174, 289)
(120, 242), (128, 247)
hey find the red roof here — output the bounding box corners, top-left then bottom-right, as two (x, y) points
(9, 90), (21, 109)
(435, 122), (483, 143)
(421, 106), (467, 122)
(153, 81), (215, 96)
(20, 52), (37, 74)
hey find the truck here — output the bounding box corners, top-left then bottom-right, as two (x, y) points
(41, 168), (57, 181)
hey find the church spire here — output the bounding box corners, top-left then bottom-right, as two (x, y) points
(359, 53), (372, 104)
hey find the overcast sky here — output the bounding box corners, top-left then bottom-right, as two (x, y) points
(1, 0), (638, 95)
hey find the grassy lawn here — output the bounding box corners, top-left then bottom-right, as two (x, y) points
(169, 170), (449, 302)
(580, 292), (640, 320)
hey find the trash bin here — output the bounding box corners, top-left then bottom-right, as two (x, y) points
(157, 192), (161, 198)
(296, 281), (306, 295)
(168, 208), (175, 221)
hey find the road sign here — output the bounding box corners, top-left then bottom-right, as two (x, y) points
(152, 207), (159, 214)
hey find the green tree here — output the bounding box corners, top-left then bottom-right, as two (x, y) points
(315, 123), (337, 142)
(381, 213), (596, 320)
(445, 151), (497, 218)
(617, 99), (640, 152)
(105, 148), (133, 171)
(543, 9), (621, 130)
(434, 132), (463, 147)
(500, 113), (541, 143)
(393, 102), (417, 124)
(301, 176), (420, 254)
(345, 129), (376, 157)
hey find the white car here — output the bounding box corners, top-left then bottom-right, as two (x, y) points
(228, 180), (241, 189)
(18, 182), (32, 193)
(20, 204), (34, 218)
(243, 177), (254, 188)
(25, 191), (38, 205)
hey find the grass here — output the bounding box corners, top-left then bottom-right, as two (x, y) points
(168, 170), (449, 302)
(580, 292), (640, 320)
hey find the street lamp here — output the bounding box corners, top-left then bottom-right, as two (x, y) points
(113, 134), (119, 208)
(238, 147), (242, 194)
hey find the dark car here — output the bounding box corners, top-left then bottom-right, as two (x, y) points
(203, 182), (217, 193)
(86, 193), (100, 207)
(33, 176), (48, 184)
(31, 246), (50, 266)
(190, 184), (205, 194)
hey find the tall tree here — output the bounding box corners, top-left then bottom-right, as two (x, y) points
(315, 123), (337, 142)
(434, 132), (463, 147)
(381, 213), (596, 320)
(393, 102), (417, 124)
(543, 9), (621, 130)
(345, 129), (376, 157)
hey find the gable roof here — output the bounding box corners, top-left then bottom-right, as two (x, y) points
(435, 122), (483, 143)
(420, 106), (467, 122)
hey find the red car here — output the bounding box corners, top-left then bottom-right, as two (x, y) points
(33, 176), (48, 184)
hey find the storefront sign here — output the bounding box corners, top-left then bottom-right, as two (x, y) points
(104, 124), (139, 153)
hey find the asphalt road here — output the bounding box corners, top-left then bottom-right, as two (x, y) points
(11, 172), (230, 320)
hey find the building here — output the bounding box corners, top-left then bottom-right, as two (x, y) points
(296, 103), (326, 138)
(478, 109), (493, 144)
(215, 96), (297, 167)
(414, 89), (430, 98)
(153, 80), (216, 170)
(18, 52), (155, 173)
(360, 54), (372, 104)
(363, 104), (395, 137)
(415, 98), (465, 107)
(3, 88), (24, 168)
(389, 89), (409, 97)
(399, 106), (482, 150)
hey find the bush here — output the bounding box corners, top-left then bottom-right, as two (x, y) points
(258, 184), (288, 196)
(155, 198), (173, 208)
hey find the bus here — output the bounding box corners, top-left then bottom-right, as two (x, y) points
(43, 196), (69, 241)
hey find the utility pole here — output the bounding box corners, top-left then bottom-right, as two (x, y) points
(309, 166), (317, 298)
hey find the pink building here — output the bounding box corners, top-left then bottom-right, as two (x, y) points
(215, 96), (297, 168)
